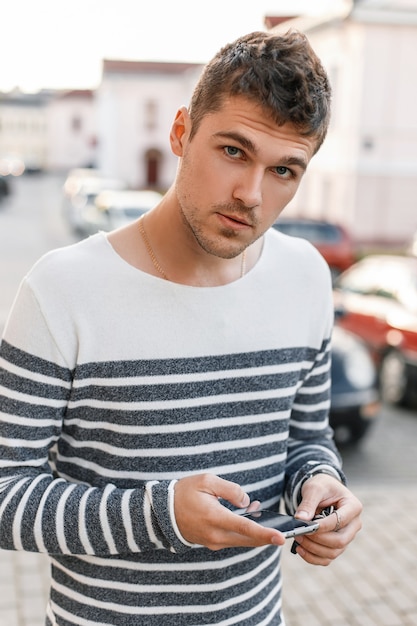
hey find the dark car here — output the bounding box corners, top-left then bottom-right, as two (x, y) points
(0, 175), (10, 200)
(330, 324), (380, 445)
(272, 217), (356, 281)
(333, 254), (417, 407)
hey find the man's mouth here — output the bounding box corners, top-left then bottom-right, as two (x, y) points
(218, 212), (252, 229)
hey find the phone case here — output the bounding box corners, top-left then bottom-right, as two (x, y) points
(242, 510), (320, 538)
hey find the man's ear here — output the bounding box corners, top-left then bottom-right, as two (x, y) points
(170, 106), (191, 156)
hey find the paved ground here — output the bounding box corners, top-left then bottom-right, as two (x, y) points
(0, 484), (416, 626)
(282, 484), (417, 626)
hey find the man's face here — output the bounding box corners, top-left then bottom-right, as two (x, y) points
(171, 96), (317, 260)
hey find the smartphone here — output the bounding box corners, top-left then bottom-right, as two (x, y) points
(242, 510), (320, 539)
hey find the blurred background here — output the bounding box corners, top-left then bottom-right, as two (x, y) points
(1, 1), (417, 625)
(1, 0), (417, 248)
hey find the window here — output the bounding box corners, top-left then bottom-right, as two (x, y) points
(144, 100), (157, 130)
(72, 116), (82, 132)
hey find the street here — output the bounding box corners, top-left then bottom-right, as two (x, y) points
(0, 173), (417, 625)
(0, 173), (76, 332)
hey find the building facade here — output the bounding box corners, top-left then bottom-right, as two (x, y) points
(2, 0), (416, 246)
(0, 91), (49, 173)
(271, 0), (417, 247)
(46, 90), (97, 172)
(95, 60), (202, 191)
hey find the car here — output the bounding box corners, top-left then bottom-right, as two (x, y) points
(62, 168), (127, 235)
(330, 324), (380, 446)
(0, 175), (10, 200)
(272, 217), (356, 281)
(63, 167), (103, 197)
(79, 189), (164, 235)
(333, 254), (417, 407)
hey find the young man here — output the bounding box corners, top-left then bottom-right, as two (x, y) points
(0, 30), (362, 625)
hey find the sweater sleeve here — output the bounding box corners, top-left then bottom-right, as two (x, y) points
(0, 279), (190, 556)
(283, 309), (346, 515)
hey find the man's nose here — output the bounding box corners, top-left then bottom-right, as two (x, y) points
(232, 170), (263, 209)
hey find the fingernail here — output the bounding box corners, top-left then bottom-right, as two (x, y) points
(240, 493), (250, 508)
(271, 535), (283, 545)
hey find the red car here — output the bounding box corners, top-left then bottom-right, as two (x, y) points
(333, 254), (417, 407)
(272, 218), (356, 281)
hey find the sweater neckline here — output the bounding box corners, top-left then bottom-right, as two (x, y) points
(99, 230), (270, 291)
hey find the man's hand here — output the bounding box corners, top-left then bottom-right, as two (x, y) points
(292, 473), (362, 565)
(174, 474), (286, 551)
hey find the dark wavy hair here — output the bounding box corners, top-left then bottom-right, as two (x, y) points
(189, 30), (331, 154)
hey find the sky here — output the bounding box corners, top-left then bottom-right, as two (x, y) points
(1, 0), (339, 93)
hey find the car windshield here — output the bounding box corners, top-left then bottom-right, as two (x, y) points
(336, 258), (417, 314)
(273, 221), (342, 244)
(109, 207), (148, 218)
(401, 274), (417, 313)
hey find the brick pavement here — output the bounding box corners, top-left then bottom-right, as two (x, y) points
(0, 484), (416, 626)
(282, 484), (417, 626)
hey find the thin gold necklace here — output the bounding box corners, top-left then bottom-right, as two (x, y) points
(138, 216), (169, 280)
(138, 216), (246, 281)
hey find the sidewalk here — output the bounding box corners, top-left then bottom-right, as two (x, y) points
(0, 485), (416, 626)
(282, 484), (417, 626)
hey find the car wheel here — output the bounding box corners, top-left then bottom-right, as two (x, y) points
(379, 350), (409, 406)
(333, 420), (370, 447)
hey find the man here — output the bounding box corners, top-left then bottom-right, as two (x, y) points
(0, 30), (361, 625)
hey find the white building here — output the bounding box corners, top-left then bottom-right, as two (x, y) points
(95, 60), (202, 191)
(46, 90), (97, 171)
(269, 0), (417, 247)
(0, 89), (97, 174)
(0, 90), (49, 172)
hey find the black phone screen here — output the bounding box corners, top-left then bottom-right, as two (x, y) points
(242, 510), (319, 538)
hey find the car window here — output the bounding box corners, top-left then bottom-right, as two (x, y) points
(376, 263), (417, 305)
(337, 258), (417, 312)
(109, 207), (147, 218)
(336, 261), (381, 295)
(273, 221), (342, 244)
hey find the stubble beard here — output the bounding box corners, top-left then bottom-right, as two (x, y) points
(178, 200), (257, 260)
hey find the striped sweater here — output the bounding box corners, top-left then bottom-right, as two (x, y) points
(0, 228), (344, 625)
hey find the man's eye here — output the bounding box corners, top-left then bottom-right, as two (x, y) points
(224, 146), (242, 158)
(275, 166), (290, 177)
